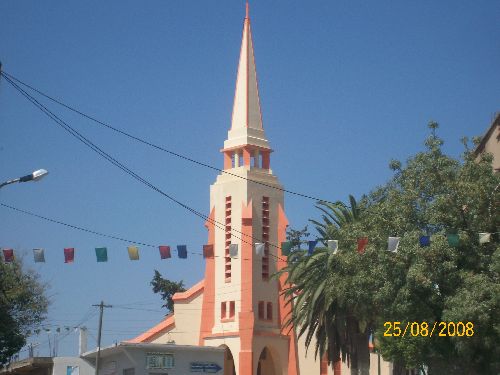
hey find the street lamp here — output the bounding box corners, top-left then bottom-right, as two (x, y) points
(0, 169), (49, 189)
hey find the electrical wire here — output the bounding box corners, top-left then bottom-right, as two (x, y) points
(1, 73), (288, 262)
(0, 70), (334, 205)
(0, 201), (293, 262)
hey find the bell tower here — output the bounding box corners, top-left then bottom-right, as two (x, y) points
(198, 3), (300, 375)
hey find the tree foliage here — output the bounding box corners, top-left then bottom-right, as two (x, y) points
(310, 194), (362, 240)
(150, 270), (186, 312)
(0, 258), (48, 365)
(286, 225), (310, 252)
(280, 123), (500, 374)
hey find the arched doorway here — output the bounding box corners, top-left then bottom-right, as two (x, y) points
(219, 345), (236, 375)
(256, 347), (277, 375)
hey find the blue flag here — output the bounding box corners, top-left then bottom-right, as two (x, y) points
(419, 236), (430, 247)
(308, 240), (318, 255)
(177, 245), (187, 259)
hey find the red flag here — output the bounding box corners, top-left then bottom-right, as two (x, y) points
(159, 245), (171, 259)
(203, 244), (214, 259)
(3, 249), (14, 263)
(64, 248), (75, 263)
(357, 237), (368, 254)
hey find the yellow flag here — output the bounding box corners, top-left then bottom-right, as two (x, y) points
(128, 246), (139, 260)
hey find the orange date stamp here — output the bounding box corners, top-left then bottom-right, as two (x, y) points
(383, 321), (474, 337)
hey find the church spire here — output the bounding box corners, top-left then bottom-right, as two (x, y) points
(224, 2), (270, 152)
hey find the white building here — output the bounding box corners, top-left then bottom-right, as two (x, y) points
(82, 343), (224, 375)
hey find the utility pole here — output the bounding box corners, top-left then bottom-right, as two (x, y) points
(92, 301), (112, 375)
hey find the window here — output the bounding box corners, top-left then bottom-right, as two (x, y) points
(145, 353), (174, 369)
(229, 301), (235, 318)
(266, 302), (273, 320)
(238, 151), (243, 167)
(261, 197), (270, 279)
(123, 369), (135, 375)
(225, 196), (232, 282)
(252, 150), (259, 168)
(258, 301), (265, 320)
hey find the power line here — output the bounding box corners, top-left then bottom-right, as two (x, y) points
(0, 70), (334, 205)
(1, 73), (288, 262)
(0, 201), (291, 262)
(0, 202), (157, 247)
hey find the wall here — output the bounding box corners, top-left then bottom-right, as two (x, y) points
(96, 346), (224, 375)
(52, 357), (94, 375)
(151, 292), (204, 346)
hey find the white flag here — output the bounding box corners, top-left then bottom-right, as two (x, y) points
(33, 248), (45, 263)
(255, 243), (265, 256)
(479, 232), (491, 244)
(229, 244), (238, 258)
(327, 240), (338, 254)
(387, 237), (401, 252)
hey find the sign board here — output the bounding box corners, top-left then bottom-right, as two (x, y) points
(190, 362), (222, 373)
(146, 353), (175, 369)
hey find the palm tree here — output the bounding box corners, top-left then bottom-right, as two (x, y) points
(309, 195), (361, 240)
(280, 195), (371, 375)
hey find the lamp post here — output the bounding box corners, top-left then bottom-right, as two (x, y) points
(0, 169), (49, 189)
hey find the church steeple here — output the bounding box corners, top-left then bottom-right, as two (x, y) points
(223, 2), (271, 165)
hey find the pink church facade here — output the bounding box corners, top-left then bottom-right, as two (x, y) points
(129, 5), (391, 375)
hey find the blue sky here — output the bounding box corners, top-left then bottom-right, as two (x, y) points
(1, 0), (499, 357)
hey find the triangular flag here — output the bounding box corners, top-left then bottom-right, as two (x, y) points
(159, 245), (171, 259)
(33, 248), (45, 263)
(357, 237), (368, 254)
(127, 246), (139, 260)
(255, 243), (265, 256)
(419, 236), (430, 247)
(308, 240), (318, 255)
(387, 237), (400, 252)
(229, 244), (238, 258)
(95, 247), (108, 262)
(64, 248), (75, 263)
(447, 234), (459, 247)
(177, 245), (187, 259)
(479, 232), (491, 244)
(203, 244), (214, 259)
(281, 241), (293, 256)
(3, 249), (14, 263)
(327, 240), (338, 253)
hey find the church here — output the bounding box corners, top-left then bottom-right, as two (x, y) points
(128, 4), (391, 375)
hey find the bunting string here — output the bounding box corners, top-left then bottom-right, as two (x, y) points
(2, 231), (496, 264)
(2, 72), (498, 265)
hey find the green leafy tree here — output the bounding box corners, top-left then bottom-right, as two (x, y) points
(0, 258), (48, 365)
(286, 225), (310, 251)
(280, 122), (500, 374)
(150, 270), (186, 312)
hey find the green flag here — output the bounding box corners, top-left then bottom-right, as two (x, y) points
(281, 241), (293, 256)
(95, 247), (108, 262)
(447, 234), (459, 247)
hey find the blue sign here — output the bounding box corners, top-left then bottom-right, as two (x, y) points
(190, 362), (222, 373)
